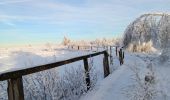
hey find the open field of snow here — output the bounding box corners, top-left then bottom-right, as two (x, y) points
(1, 44), (170, 100)
(0, 45), (118, 100)
(0, 44), (106, 74)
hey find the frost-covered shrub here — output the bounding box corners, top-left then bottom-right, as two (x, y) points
(23, 66), (87, 100)
(0, 64), (98, 100)
(124, 63), (158, 100)
(88, 58), (97, 88)
(0, 81), (7, 100)
(91, 38), (122, 47)
(23, 63), (98, 100)
(127, 41), (154, 53)
(66, 37), (121, 48)
(23, 69), (60, 100)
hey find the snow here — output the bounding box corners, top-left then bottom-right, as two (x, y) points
(80, 52), (146, 100)
(80, 66), (128, 100)
(80, 52), (170, 100)
(0, 45), (104, 74)
(1, 44), (170, 100)
(0, 45), (107, 100)
(123, 13), (170, 50)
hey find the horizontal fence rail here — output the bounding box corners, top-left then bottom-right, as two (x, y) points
(68, 45), (125, 66)
(0, 50), (108, 81)
(0, 50), (110, 100)
(67, 45), (123, 54)
(68, 45), (118, 51)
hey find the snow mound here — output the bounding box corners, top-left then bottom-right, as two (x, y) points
(123, 13), (170, 51)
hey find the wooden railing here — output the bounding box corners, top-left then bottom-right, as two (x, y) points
(68, 45), (125, 65)
(0, 50), (110, 100)
(68, 45), (112, 51)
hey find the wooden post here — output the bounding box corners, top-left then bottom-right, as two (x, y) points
(91, 46), (92, 50)
(78, 46), (79, 50)
(8, 77), (24, 100)
(122, 51), (124, 64)
(119, 48), (124, 65)
(103, 51), (110, 77)
(116, 46), (118, 56)
(109, 46), (112, 65)
(110, 46), (111, 55)
(83, 58), (90, 91)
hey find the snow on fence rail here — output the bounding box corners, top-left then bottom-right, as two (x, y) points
(0, 50), (110, 100)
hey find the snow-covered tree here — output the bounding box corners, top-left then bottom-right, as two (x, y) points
(123, 13), (170, 52)
(62, 36), (71, 46)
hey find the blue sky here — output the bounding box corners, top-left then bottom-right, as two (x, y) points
(0, 0), (170, 47)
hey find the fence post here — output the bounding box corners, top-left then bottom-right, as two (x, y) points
(103, 51), (110, 77)
(116, 46), (118, 56)
(8, 77), (24, 100)
(119, 48), (124, 65)
(78, 46), (79, 50)
(122, 51), (125, 63)
(83, 58), (90, 91)
(109, 46), (112, 65)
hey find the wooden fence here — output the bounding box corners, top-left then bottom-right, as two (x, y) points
(0, 50), (110, 100)
(68, 45), (125, 65)
(68, 45), (111, 51)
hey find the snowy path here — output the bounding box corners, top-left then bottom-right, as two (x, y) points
(80, 53), (147, 100)
(80, 65), (130, 100)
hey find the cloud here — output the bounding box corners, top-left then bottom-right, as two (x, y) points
(2, 20), (15, 27)
(0, 14), (47, 21)
(0, 0), (169, 28)
(0, 0), (31, 5)
(22, 0), (134, 25)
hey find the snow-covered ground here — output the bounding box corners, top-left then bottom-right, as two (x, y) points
(80, 52), (145, 100)
(0, 44), (104, 74)
(0, 45), (170, 100)
(0, 44), (111, 100)
(80, 52), (170, 100)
